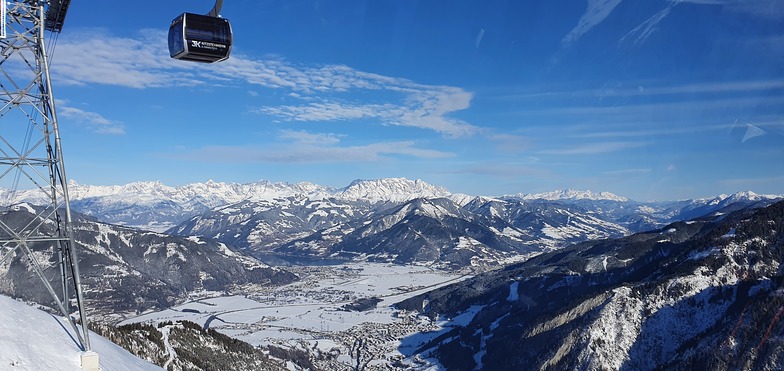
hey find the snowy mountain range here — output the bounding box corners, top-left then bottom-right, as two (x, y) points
(164, 180), (780, 269)
(2, 178), (780, 270)
(2, 177), (778, 231)
(268, 196), (634, 269)
(513, 188), (629, 202)
(0, 178), (450, 231)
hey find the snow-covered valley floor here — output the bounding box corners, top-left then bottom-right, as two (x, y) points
(120, 263), (471, 369)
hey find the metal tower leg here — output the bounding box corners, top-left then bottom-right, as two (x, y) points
(0, 1), (90, 351)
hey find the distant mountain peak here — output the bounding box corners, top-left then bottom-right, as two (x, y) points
(516, 189), (629, 202)
(702, 190), (783, 205)
(336, 178), (451, 203)
(725, 190), (779, 201)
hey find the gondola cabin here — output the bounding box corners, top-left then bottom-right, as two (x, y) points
(168, 12), (232, 63)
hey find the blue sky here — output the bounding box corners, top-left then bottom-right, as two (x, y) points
(45, 0), (783, 200)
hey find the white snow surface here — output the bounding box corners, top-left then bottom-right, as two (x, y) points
(506, 281), (519, 302)
(1, 178), (453, 212)
(687, 190), (783, 205)
(335, 178), (451, 203)
(569, 235), (775, 369)
(0, 295), (162, 371)
(515, 189), (629, 202)
(121, 263), (467, 370)
(3, 179), (779, 213)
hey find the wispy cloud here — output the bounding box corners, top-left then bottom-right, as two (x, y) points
(634, 80), (784, 96)
(256, 102), (387, 122)
(56, 101), (125, 135)
(741, 123), (767, 142)
(175, 130), (452, 164)
(277, 130), (343, 145)
(52, 29), (478, 137)
(574, 123), (733, 139)
(562, 0), (624, 45)
(540, 141), (649, 155)
(475, 29), (486, 49)
(499, 79), (784, 101)
(253, 83), (476, 137)
(497, 81), (784, 150)
(619, 6), (672, 45)
(623, 0), (782, 46)
(51, 30), (203, 88)
(519, 96), (784, 121)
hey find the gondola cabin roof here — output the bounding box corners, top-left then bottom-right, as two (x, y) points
(45, 0), (72, 32)
(169, 12), (232, 63)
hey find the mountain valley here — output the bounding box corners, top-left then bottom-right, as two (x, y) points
(1, 178), (782, 370)
(0, 204), (297, 317)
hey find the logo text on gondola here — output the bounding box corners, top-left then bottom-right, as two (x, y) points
(190, 40), (227, 50)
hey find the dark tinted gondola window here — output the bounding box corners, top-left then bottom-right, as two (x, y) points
(168, 17), (185, 56)
(184, 17), (230, 43)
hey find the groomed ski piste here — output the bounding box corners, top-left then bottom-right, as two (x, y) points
(0, 295), (162, 371)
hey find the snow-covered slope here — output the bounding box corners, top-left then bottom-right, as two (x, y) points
(0, 178), (447, 231)
(276, 197), (528, 269)
(0, 295), (162, 371)
(65, 180), (335, 231)
(3, 178), (779, 236)
(2, 177), (780, 272)
(170, 188), (781, 270)
(334, 178), (451, 202)
(168, 195), (380, 251)
(397, 200), (784, 369)
(515, 188), (629, 202)
(0, 205), (297, 316)
(463, 197), (631, 248)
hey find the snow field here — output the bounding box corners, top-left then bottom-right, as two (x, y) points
(121, 263), (467, 368)
(0, 295), (162, 371)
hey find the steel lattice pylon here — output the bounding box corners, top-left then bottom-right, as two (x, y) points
(0, 0), (90, 351)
